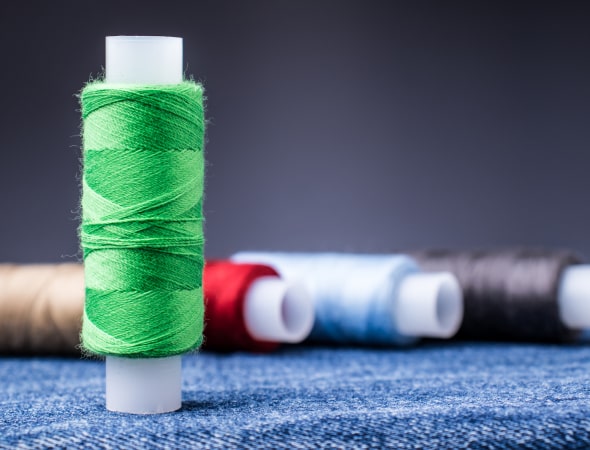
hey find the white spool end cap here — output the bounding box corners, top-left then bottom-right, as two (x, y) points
(395, 272), (463, 338)
(558, 265), (590, 329)
(106, 356), (182, 414)
(244, 277), (315, 343)
(106, 36), (183, 85)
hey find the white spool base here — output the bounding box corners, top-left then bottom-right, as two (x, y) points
(244, 277), (314, 343)
(558, 265), (590, 330)
(106, 356), (182, 414)
(395, 273), (463, 338)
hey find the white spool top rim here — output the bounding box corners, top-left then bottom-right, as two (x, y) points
(105, 36), (183, 85)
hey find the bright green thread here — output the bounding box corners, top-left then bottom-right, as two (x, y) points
(80, 81), (205, 358)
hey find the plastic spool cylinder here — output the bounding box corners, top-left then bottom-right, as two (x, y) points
(558, 265), (590, 330)
(395, 272), (463, 338)
(243, 277), (314, 343)
(103, 35), (184, 414)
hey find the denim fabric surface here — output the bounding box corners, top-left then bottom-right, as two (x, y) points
(1, 342), (589, 449)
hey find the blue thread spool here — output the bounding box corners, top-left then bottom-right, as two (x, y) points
(233, 253), (464, 345)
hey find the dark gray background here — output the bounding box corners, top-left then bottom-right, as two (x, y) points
(1, 1), (589, 263)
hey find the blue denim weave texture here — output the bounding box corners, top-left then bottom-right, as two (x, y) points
(1, 342), (589, 449)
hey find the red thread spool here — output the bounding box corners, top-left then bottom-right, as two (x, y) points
(204, 261), (282, 352)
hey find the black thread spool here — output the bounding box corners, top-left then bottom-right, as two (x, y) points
(411, 248), (589, 342)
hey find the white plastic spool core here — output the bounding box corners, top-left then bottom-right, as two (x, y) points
(106, 36), (183, 85)
(244, 277), (314, 343)
(558, 265), (590, 330)
(395, 272), (463, 339)
(104, 36), (183, 414)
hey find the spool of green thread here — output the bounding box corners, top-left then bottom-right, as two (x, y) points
(80, 36), (204, 414)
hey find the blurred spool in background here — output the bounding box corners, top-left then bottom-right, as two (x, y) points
(411, 248), (590, 342)
(0, 264), (83, 355)
(232, 252), (464, 346)
(204, 261), (313, 352)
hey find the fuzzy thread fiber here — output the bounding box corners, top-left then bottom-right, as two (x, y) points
(80, 81), (205, 358)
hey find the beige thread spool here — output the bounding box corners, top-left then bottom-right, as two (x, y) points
(0, 263), (84, 354)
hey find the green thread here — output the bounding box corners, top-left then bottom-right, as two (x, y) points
(80, 81), (205, 358)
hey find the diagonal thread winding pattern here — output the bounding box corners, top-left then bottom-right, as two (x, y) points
(80, 81), (205, 358)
